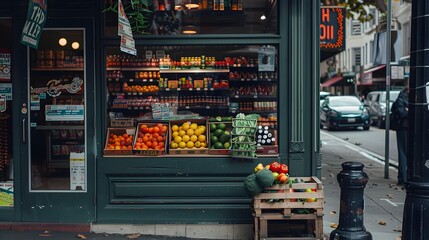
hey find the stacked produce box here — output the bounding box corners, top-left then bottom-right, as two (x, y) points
(230, 113), (259, 159)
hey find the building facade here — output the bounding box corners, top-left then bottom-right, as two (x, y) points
(0, 0), (320, 237)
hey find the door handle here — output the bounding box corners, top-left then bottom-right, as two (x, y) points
(22, 118), (26, 144)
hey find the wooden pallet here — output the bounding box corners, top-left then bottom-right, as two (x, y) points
(253, 176), (324, 240)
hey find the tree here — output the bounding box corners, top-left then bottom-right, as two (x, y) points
(321, 0), (387, 22)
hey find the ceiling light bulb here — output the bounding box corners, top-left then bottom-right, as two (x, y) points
(58, 38), (67, 46)
(71, 42), (80, 49)
(260, 15), (267, 20)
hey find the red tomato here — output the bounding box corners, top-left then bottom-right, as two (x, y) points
(279, 164), (289, 174)
(269, 161), (281, 172)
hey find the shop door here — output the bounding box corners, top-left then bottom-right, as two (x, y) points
(20, 26), (95, 222)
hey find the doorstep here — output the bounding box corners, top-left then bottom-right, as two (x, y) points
(91, 224), (254, 240)
(0, 222), (90, 232)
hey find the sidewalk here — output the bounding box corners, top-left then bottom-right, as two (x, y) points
(0, 131), (405, 240)
(321, 131), (405, 240)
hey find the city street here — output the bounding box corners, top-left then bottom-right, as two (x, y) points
(321, 126), (399, 167)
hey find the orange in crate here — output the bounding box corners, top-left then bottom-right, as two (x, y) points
(134, 122), (168, 155)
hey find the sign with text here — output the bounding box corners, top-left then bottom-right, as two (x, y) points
(70, 152), (85, 191)
(0, 182), (14, 207)
(118, 0), (136, 55)
(320, 7), (345, 51)
(0, 83), (12, 100)
(45, 105), (84, 121)
(0, 53), (11, 81)
(21, 0), (47, 49)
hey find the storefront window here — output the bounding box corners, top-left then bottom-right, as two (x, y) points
(29, 29), (86, 191)
(105, 44), (278, 157)
(103, 0), (278, 36)
(0, 18), (13, 206)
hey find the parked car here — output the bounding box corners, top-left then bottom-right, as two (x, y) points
(364, 90), (400, 128)
(320, 95), (371, 131)
(320, 91), (332, 106)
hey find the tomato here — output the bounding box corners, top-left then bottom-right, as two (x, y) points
(279, 164), (289, 174)
(278, 173), (288, 184)
(269, 161), (281, 172)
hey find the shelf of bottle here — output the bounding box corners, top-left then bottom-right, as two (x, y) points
(178, 105), (229, 110)
(229, 109), (277, 114)
(32, 67), (84, 71)
(107, 78), (159, 83)
(110, 92), (159, 97)
(106, 67), (160, 71)
(159, 87), (229, 92)
(160, 69), (230, 74)
(229, 78), (277, 82)
(230, 95), (277, 100)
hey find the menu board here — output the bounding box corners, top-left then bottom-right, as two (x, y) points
(70, 152), (85, 191)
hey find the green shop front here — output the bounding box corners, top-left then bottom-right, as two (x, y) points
(0, 0), (320, 235)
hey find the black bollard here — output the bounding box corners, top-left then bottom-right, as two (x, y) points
(330, 162), (372, 240)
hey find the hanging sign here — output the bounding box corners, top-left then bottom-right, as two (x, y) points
(70, 152), (85, 191)
(0, 53), (11, 81)
(20, 0), (48, 49)
(118, 0), (137, 55)
(320, 7), (345, 50)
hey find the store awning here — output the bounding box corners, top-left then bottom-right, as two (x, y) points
(363, 64), (386, 75)
(321, 75), (343, 87)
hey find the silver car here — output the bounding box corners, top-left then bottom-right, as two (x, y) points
(364, 90), (400, 128)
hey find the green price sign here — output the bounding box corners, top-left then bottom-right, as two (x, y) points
(20, 0), (48, 49)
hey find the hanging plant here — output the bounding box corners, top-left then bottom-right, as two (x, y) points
(104, 0), (154, 35)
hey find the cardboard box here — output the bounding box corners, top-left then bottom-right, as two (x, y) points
(104, 128), (135, 155)
(193, 79), (204, 88)
(168, 80), (178, 89)
(134, 122), (168, 156)
(169, 119), (208, 155)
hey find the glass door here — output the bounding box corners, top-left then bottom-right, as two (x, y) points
(21, 27), (94, 222)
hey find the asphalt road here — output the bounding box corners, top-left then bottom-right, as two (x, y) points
(321, 126), (399, 166)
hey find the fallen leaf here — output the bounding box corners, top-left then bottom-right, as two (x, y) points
(126, 233), (141, 239)
(372, 183), (378, 186)
(379, 220), (387, 225)
(343, 138), (349, 141)
(104, 234), (109, 237)
(43, 231), (50, 234)
(329, 173), (334, 178)
(330, 223), (338, 228)
(387, 194), (394, 199)
(395, 237), (401, 240)
(354, 142), (361, 146)
(393, 228), (402, 232)
(330, 211), (337, 215)
(77, 234), (87, 239)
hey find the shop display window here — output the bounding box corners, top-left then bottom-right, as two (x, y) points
(0, 18), (13, 206)
(103, 0), (278, 36)
(105, 44), (279, 157)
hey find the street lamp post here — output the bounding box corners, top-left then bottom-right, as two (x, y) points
(402, 1), (429, 238)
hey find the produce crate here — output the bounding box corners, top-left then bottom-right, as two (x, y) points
(133, 122), (168, 156)
(208, 121), (232, 155)
(104, 128), (135, 155)
(253, 176), (324, 240)
(168, 119), (208, 155)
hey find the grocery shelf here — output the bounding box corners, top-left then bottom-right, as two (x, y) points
(160, 69), (230, 74)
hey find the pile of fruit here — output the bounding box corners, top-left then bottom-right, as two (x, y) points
(134, 123), (168, 151)
(170, 122), (207, 149)
(123, 83), (159, 93)
(106, 132), (134, 150)
(209, 122), (231, 150)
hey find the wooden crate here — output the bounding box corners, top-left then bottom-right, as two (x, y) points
(133, 122), (168, 156)
(208, 121), (232, 155)
(104, 128), (135, 155)
(168, 119), (208, 155)
(253, 176), (324, 240)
